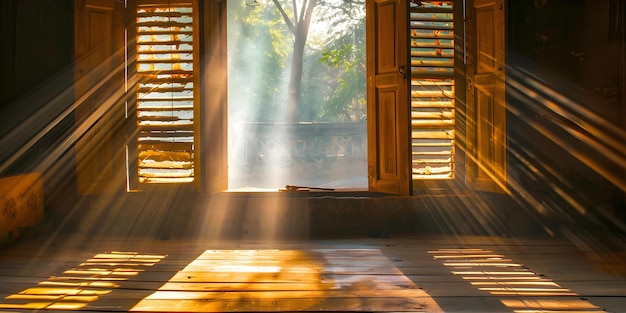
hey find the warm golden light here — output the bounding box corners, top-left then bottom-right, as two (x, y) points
(430, 248), (606, 312)
(501, 299), (602, 312)
(131, 249), (443, 312)
(0, 251), (166, 311)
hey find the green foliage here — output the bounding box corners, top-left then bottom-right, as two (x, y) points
(318, 34), (366, 121)
(227, 0), (291, 122)
(227, 0), (365, 122)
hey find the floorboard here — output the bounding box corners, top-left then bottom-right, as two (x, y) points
(0, 235), (624, 313)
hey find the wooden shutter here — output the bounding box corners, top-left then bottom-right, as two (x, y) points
(75, 0), (126, 194)
(134, 1), (196, 184)
(466, 0), (506, 193)
(366, 0), (411, 195)
(409, 0), (455, 180)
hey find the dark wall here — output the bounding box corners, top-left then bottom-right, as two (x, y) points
(0, 1), (17, 106)
(0, 0), (73, 148)
(0, 0), (75, 223)
(507, 0), (625, 230)
(0, 0), (72, 108)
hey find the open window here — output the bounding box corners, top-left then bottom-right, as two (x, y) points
(75, 0), (506, 195)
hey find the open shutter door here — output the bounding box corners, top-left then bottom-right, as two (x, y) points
(75, 0), (126, 194)
(129, 0), (227, 193)
(466, 0), (506, 193)
(366, 0), (411, 195)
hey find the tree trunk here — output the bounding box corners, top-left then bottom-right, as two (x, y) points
(286, 27), (306, 122)
(284, 0), (317, 122)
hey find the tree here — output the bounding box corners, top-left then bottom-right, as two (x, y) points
(319, 40), (366, 121)
(270, 0), (318, 122)
(229, 0), (365, 122)
(316, 1), (366, 121)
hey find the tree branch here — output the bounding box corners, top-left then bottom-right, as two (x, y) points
(293, 0), (299, 24)
(299, 0), (308, 25)
(302, 0), (317, 33)
(272, 0), (296, 34)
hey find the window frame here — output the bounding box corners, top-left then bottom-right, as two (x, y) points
(81, 0), (506, 196)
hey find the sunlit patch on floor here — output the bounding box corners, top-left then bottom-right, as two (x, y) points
(130, 249), (443, 312)
(0, 251), (165, 310)
(429, 248), (605, 312)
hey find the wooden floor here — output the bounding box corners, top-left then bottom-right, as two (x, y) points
(0, 234), (625, 313)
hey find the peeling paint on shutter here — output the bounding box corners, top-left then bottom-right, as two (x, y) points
(410, 0), (455, 180)
(136, 3), (194, 184)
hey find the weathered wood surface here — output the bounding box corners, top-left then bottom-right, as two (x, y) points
(0, 235), (624, 312)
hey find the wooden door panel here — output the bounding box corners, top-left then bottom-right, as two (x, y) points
(476, 7), (496, 72)
(367, 0), (410, 195)
(378, 88), (399, 180)
(75, 0), (125, 194)
(375, 1), (399, 72)
(466, 0), (506, 193)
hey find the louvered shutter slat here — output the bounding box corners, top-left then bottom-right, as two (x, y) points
(136, 4), (195, 184)
(410, 0), (456, 180)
